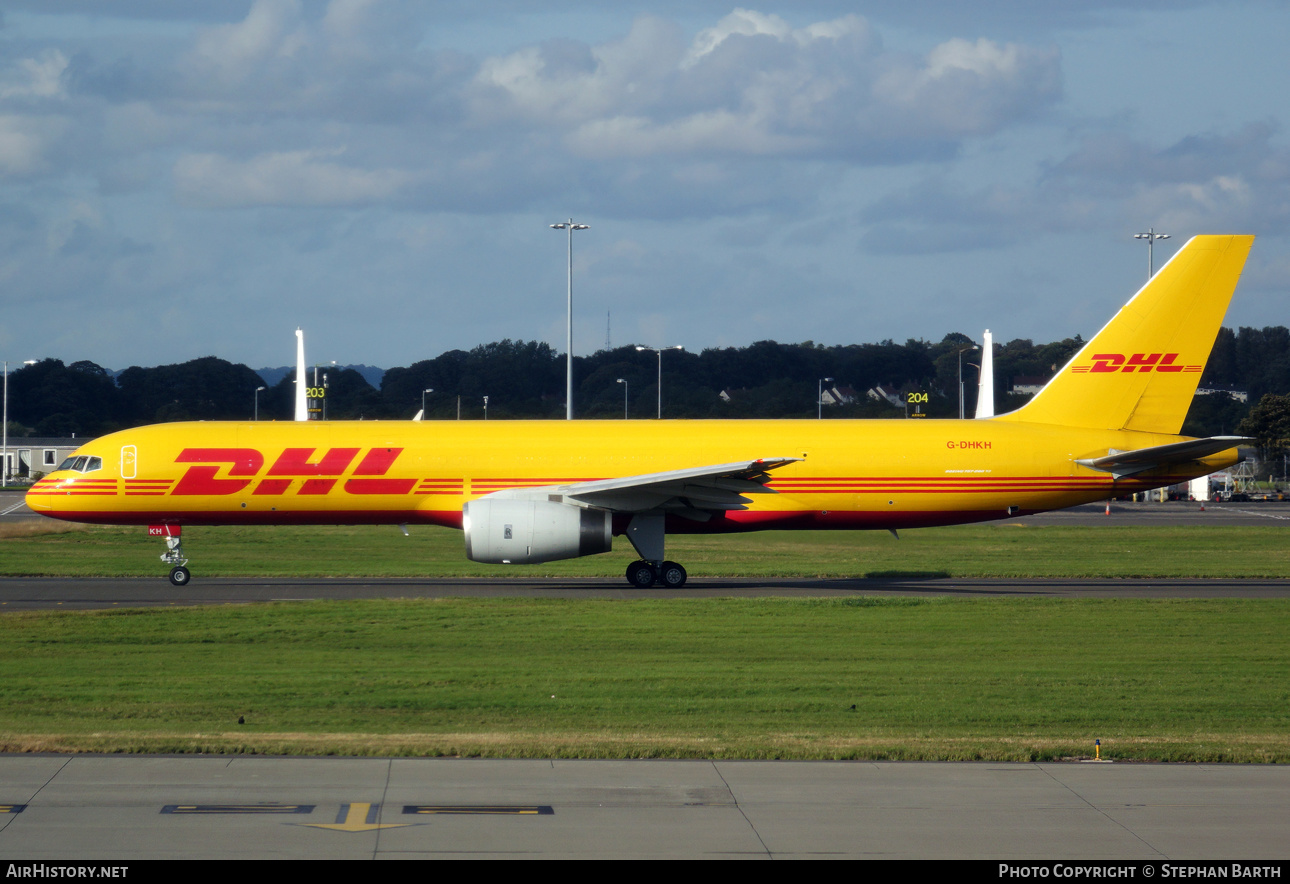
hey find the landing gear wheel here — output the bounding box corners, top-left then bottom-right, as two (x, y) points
(626, 560), (657, 588)
(168, 566), (191, 587)
(659, 561), (687, 588)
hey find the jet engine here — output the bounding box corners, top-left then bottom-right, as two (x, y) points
(463, 498), (612, 564)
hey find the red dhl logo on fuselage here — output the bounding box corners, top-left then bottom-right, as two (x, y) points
(174, 447), (413, 496)
(1070, 353), (1202, 373)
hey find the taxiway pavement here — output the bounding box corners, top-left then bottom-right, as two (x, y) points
(1, 756), (1287, 860)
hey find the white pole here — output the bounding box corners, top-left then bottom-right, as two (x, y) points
(294, 329), (308, 421)
(551, 219), (589, 419)
(974, 331), (994, 419)
(2, 362), (8, 488)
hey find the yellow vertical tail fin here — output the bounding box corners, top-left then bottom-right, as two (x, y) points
(995, 234), (1254, 433)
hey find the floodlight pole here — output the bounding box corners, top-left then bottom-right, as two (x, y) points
(254, 386), (266, 421)
(957, 345), (979, 419)
(312, 360), (335, 422)
(2, 363), (8, 487)
(551, 219), (590, 419)
(617, 378), (628, 419)
(2, 360), (35, 487)
(818, 377), (833, 419)
(2, 363), (7, 487)
(637, 345), (683, 419)
(1135, 228), (1171, 278)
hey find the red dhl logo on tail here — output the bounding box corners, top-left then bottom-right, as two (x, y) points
(173, 448), (413, 496)
(1070, 353), (1202, 374)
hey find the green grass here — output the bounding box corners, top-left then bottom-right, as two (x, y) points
(2, 520), (1290, 578)
(1, 597), (1286, 761)
(3, 520), (1288, 761)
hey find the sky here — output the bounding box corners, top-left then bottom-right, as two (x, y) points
(0, 0), (1286, 372)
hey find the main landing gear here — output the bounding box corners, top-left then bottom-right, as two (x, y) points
(626, 559), (687, 588)
(623, 512), (688, 588)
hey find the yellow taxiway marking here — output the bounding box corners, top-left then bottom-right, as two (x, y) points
(306, 802), (409, 832)
(163, 804), (312, 814)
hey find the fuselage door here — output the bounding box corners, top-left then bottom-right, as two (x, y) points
(120, 445), (137, 480)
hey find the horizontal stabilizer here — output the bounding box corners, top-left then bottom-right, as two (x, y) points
(1075, 436), (1250, 479)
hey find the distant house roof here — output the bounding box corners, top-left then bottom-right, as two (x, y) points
(867, 384), (903, 408)
(1195, 385), (1249, 403)
(4, 437), (91, 447)
(1009, 376), (1049, 394)
(821, 385), (856, 406)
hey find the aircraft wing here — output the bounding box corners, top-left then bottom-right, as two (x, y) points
(1075, 436), (1250, 479)
(498, 457), (802, 521)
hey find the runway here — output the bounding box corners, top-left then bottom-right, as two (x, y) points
(1, 755), (1287, 860)
(3, 499), (1290, 609)
(2, 574), (1290, 610)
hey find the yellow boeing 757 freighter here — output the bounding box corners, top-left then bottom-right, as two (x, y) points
(28, 235), (1254, 588)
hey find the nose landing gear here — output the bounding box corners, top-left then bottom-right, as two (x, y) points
(151, 524), (190, 586)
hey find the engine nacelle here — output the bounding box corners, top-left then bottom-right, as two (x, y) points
(463, 498), (613, 564)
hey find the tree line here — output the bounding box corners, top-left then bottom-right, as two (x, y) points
(6, 328), (1289, 446)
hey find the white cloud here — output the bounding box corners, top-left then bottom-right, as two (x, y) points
(873, 38), (1062, 138)
(470, 11), (1059, 162)
(567, 111), (811, 158)
(194, 0), (307, 72)
(187, 0), (305, 85)
(173, 149), (418, 207)
(1052, 124), (1290, 233)
(0, 114), (66, 176)
(855, 118), (1290, 257)
(2, 1), (1283, 370)
(682, 8), (797, 68)
(0, 49), (69, 100)
(1137, 175), (1257, 232)
(471, 16), (684, 126)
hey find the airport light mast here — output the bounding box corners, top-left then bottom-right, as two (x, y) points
(818, 377), (833, 419)
(1135, 228), (1171, 278)
(551, 219), (590, 420)
(2, 360), (35, 487)
(957, 344), (979, 419)
(637, 345), (683, 419)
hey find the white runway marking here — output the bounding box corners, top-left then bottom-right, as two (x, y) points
(1216, 506), (1290, 521)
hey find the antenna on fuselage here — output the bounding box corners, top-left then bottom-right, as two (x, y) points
(294, 328), (308, 422)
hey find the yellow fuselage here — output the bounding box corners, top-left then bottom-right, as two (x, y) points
(26, 418), (1236, 532)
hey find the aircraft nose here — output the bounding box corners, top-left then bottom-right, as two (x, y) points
(24, 476), (61, 514)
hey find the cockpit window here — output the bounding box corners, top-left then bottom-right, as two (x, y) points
(55, 456), (102, 473)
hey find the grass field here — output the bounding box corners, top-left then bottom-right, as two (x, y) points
(2, 519), (1288, 761)
(1, 596), (1287, 762)
(3, 519), (1290, 579)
